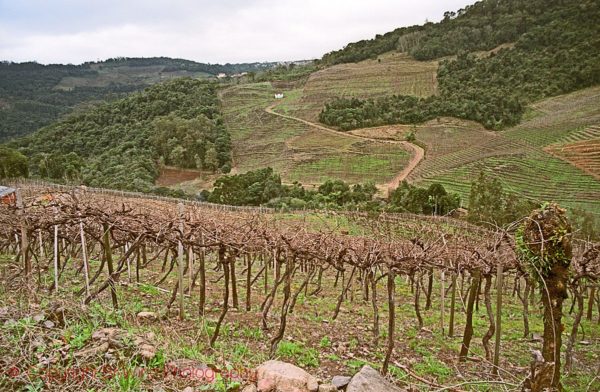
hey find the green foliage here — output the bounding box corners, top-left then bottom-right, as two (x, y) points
(515, 202), (573, 283)
(110, 367), (143, 392)
(275, 340), (319, 368)
(320, 0), (594, 64)
(151, 114), (230, 171)
(204, 168), (381, 211)
(0, 58), (276, 141)
(204, 168), (462, 217)
(208, 167), (285, 206)
(10, 78), (230, 192)
(467, 171), (536, 227)
(0, 61), (138, 141)
(412, 355), (452, 383)
(388, 181), (460, 215)
(0, 146), (28, 179)
(319, 336), (332, 348)
(319, 0), (600, 131)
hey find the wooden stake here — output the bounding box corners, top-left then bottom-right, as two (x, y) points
(177, 203), (185, 321)
(125, 242), (131, 282)
(188, 246), (194, 292)
(382, 268), (396, 375)
(449, 272), (457, 337)
(440, 270), (445, 336)
(16, 189), (31, 275)
(79, 219), (90, 297)
(493, 264), (503, 375)
(102, 223), (118, 310)
(53, 223), (59, 292)
(38, 230), (45, 259)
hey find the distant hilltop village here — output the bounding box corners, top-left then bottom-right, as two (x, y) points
(217, 59), (313, 79)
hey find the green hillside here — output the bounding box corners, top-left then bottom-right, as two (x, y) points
(9, 78), (230, 192)
(221, 82), (410, 187)
(0, 58), (275, 141)
(319, 0), (599, 130)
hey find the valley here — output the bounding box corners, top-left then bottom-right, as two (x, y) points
(2, 0), (600, 390)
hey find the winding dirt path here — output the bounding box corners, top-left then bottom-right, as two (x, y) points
(265, 104), (424, 191)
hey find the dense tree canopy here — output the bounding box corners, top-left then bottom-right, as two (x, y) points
(388, 181), (460, 215)
(0, 146), (29, 179)
(319, 0), (599, 131)
(320, 0), (594, 65)
(9, 78), (231, 192)
(202, 167), (459, 215)
(0, 58), (276, 141)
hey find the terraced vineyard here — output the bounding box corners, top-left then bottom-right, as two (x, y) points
(278, 52), (438, 123)
(221, 83), (411, 186)
(409, 87), (600, 215)
(545, 128), (600, 179)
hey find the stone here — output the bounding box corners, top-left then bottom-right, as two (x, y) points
(318, 384), (338, 392)
(92, 327), (123, 342)
(74, 342), (110, 358)
(346, 365), (404, 392)
(182, 387), (194, 392)
(43, 320), (55, 329)
(134, 333), (157, 361)
(331, 375), (351, 390)
(136, 311), (158, 322)
(242, 385), (258, 392)
(256, 360), (319, 392)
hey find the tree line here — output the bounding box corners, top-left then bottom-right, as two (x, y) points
(199, 167), (598, 238)
(201, 167), (457, 214)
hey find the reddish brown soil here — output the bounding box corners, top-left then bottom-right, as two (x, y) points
(156, 167), (202, 186)
(545, 139), (600, 180)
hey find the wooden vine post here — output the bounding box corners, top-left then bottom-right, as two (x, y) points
(177, 203), (185, 321)
(53, 208), (60, 292)
(102, 222), (118, 310)
(79, 215), (91, 297)
(382, 267), (395, 375)
(518, 203), (572, 391)
(449, 270), (457, 337)
(15, 189), (31, 277)
(492, 263), (503, 375)
(198, 233), (206, 316)
(440, 269), (445, 335)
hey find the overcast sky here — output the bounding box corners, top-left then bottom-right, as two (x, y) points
(0, 0), (472, 65)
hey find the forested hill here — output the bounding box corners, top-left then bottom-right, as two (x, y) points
(0, 58), (275, 141)
(9, 78), (231, 192)
(320, 0), (598, 65)
(319, 0), (600, 130)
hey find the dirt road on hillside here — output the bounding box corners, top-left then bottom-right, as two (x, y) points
(265, 104), (424, 192)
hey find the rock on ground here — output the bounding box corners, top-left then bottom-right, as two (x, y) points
(331, 375), (351, 389)
(346, 365), (405, 392)
(256, 360), (319, 392)
(136, 311), (158, 322)
(318, 384), (338, 392)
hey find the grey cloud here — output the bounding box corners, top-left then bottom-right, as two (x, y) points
(0, 0), (472, 64)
